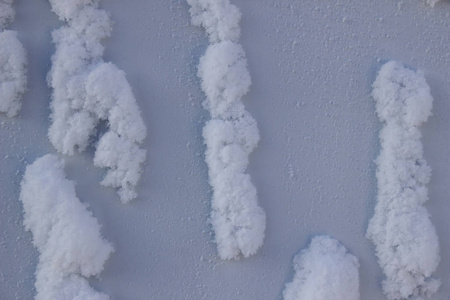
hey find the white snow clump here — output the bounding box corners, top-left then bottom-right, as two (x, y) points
(283, 236), (360, 300)
(0, 0), (27, 117)
(47, 0), (147, 203)
(188, 0), (266, 260)
(187, 0), (241, 43)
(20, 154), (113, 300)
(366, 61), (440, 300)
(0, 0), (15, 30)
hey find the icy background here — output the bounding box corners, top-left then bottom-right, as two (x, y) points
(1, 0), (450, 299)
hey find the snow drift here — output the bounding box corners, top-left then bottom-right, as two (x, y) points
(47, 0), (147, 203)
(0, 0), (27, 117)
(188, 0), (266, 260)
(283, 236), (360, 300)
(20, 154), (113, 300)
(366, 61), (440, 300)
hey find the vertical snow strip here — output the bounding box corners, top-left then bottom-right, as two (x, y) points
(20, 154), (113, 300)
(47, 0), (147, 203)
(366, 61), (440, 300)
(0, 0), (27, 117)
(187, 0), (266, 260)
(283, 236), (360, 300)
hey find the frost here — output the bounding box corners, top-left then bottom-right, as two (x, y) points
(0, 0), (15, 31)
(188, 0), (265, 259)
(198, 41), (251, 119)
(283, 236), (360, 300)
(203, 112), (265, 259)
(47, 1), (146, 203)
(367, 61), (440, 300)
(20, 154), (113, 300)
(0, 0), (27, 117)
(0, 30), (27, 117)
(187, 0), (241, 43)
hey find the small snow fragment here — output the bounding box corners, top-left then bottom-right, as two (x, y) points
(283, 236), (360, 300)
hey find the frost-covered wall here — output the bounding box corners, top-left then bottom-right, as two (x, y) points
(187, 0), (266, 260)
(283, 236), (360, 300)
(366, 61), (440, 300)
(47, 0), (147, 203)
(0, 0), (27, 117)
(20, 154), (113, 300)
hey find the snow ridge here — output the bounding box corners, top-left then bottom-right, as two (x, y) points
(0, 0), (27, 117)
(187, 0), (266, 260)
(20, 154), (113, 300)
(47, 0), (147, 203)
(283, 236), (360, 300)
(366, 61), (440, 300)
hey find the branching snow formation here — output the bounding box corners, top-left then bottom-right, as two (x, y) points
(187, 0), (266, 260)
(47, 0), (147, 203)
(20, 154), (113, 300)
(0, 0), (27, 117)
(367, 61), (440, 300)
(283, 236), (360, 300)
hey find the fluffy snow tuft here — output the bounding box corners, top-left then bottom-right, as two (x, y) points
(0, 1), (27, 117)
(0, 30), (27, 117)
(198, 41), (251, 119)
(47, 1), (146, 203)
(0, 0), (15, 31)
(48, 0), (101, 21)
(188, 0), (266, 259)
(283, 236), (360, 300)
(187, 0), (241, 43)
(203, 112), (265, 259)
(20, 154), (113, 300)
(367, 61), (440, 300)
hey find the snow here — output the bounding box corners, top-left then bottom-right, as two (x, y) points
(0, 0), (15, 31)
(0, 30), (27, 117)
(189, 0), (266, 260)
(283, 236), (360, 300)
(0, 0), (26, 118)
(2, 0), (450, 299)
(187, 0), (241, 43)
(198, 41), (251, 119)
(20, 154), (113, 300)
(47, 0), (146, 203)
(366, 61), (440, 300)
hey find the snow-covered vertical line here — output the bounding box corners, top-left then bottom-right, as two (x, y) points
(366, 61), (440, 300)
(187, 0), (266, 260)
(283, 236), (360, 300)
(47, 0), (147, 203)
(0, 0), (27, 117)
(20, 154), (113, 300)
